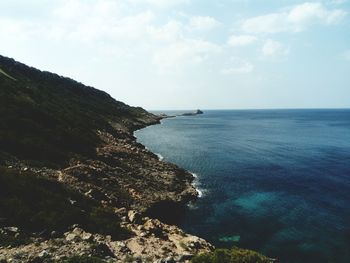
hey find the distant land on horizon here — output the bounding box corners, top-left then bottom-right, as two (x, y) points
(149, 107), (350, 112)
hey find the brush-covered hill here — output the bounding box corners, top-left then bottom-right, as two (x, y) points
(0, 55), (159, 167)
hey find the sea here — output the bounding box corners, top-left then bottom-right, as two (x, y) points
(135, 109), (350, 263)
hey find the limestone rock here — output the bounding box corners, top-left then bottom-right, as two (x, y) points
(128, 210), (142, 224)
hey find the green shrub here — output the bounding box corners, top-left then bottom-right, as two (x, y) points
(191, 247), (271, 263)
(0, 233), (30, 247)
(0, 167), (130, 245)
(87, 207), (131, 240)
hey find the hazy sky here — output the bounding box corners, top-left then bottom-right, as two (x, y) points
(1, 0), (349, 110)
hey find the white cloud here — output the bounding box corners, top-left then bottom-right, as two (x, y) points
(262, 39), (289, 58)
(228, 34), (257, 47)
(153, 39), (221, 68)
(188, 16), (220, 31)
(242, 13), (289, 34)
(148, 20), (183, 42)
(241, 2), (347, 34)
(288, 2), (346, 25)
(0, 0), (225, 72)
(47, 0), (156, 44)
(221, 57), (254, 74)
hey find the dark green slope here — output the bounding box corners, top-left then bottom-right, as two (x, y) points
(0, 55), (158, 167)
(0, 166), (130, 244)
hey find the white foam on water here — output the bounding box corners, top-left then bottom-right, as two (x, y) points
(196, 188), (203, 198)
(156, 153), (164, 161)
(191, 172), (205, 198)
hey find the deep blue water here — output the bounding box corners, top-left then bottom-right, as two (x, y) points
(135, 109), (350, 263)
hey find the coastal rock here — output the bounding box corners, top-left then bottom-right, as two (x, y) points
(38, 250), (49, 258)
(0, 214), (214, 262)
(181, 109), (203, 116)
(115, 207), (127, 217)
(82, 232), (93, 241)
(65, 233), (79, 242)
(128, 210), (142, 224)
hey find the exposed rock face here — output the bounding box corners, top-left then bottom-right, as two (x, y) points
(37, 127), (198, 213)
(0, 123), (204, 262)
(0, 214), (214, 262)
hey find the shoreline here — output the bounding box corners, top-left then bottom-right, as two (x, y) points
(135, 116), (205, 201)
(191, 173), (204, 198)
(149, 149), (204, 198)
(132, 115), (205, 210)
(1, 114), (215, 262)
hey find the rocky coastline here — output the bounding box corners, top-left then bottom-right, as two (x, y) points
(0, 54), (215, 262)
(0, 117), (214, 262)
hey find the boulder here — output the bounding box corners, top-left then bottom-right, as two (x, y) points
(115, 207), (127, 217)
(82, 232), (93, 241)
(65, 233), (79, 242)
(38, 250), (49, 258)
(128, 210), (142, 224)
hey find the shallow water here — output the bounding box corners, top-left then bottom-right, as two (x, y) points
(135, 109), (350, 263)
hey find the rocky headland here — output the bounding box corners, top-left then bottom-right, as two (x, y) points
(0, 55), (272, 263)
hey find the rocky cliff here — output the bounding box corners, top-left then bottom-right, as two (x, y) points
(0, 55), (212, 262)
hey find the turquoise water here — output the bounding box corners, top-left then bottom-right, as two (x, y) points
(135, 109), (350, 263)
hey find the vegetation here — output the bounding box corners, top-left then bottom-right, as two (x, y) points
(0, 232), (30, 247)
(0, 167), (131, 244)
(0, 55), (154, 167)
(0, 68), (16, 80)
(191, 247), (272, 263)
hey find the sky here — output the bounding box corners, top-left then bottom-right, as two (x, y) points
(0, 0), (349, 110)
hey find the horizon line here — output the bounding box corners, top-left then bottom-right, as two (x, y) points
(146, 107), (350, 111)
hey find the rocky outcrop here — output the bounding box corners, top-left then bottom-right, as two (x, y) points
(33, 127), (198, 213)
(0, 211), (214, 262)
(0, 125), (211, 262)
(181, 110), (203, 116)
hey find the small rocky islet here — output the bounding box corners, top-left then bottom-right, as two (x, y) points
(0, 55), (272, 262)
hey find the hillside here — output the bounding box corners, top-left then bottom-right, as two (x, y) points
(0, 55), (159, 167)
